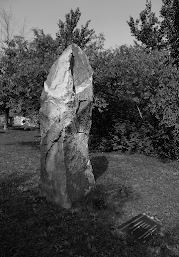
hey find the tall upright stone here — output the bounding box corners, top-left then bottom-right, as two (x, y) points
(39, 44), (95, 209)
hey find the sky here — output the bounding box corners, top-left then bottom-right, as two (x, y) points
(0, 0), (163, 49)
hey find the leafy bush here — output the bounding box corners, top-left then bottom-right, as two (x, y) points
(91, 44), (179, 159)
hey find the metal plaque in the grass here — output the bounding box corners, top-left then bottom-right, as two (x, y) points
(118, 213), (161, 243)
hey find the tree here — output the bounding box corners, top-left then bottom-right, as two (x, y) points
(0, 28), (58, 128)
(18, 16), (30, 38)
(127, 0), (179, 67)
(127, 1), (163, 50)
(0, 6), (30, 48)
(56, 7), (95, 50)
(0, 7), (30, 129)
(0, 6), (16, 49)
(0, 35), (30, 129)
(19, 29), (58, 115)
(0, 7), (16, 129)
(160, 0), (179, 67)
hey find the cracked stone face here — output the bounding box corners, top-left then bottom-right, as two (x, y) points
(39, 44), (95, 209)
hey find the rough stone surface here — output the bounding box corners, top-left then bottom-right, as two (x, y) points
(39, 44), (95, 209)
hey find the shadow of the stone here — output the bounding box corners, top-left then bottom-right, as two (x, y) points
(90, 155), (109, 180)
(10, 125), (38, 131)
(17, 141), (40, 150)
(4, 141), (40, 150)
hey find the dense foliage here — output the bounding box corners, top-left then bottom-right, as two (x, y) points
(0, 36), (30, 128)
(91, 44), (179, 159)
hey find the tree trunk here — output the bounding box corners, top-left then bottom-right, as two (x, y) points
(3, 108), (9, 130)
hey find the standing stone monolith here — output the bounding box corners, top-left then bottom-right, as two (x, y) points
(39, 44), (95, 209)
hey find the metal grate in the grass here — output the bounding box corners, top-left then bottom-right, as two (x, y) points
(118, 213), (162, 243)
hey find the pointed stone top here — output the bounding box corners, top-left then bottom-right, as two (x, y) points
(67, 43), (93, 87)
(43, 44), (93, 99)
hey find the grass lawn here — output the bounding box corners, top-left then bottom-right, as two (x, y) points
(1, 127), (179, 256)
